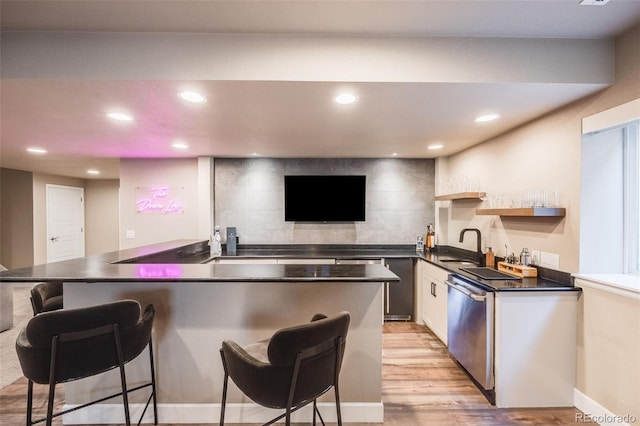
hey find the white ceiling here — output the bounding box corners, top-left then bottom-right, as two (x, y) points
(1, 0), (640, 180)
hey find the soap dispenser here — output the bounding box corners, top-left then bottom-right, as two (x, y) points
(485, 247), (495, 268)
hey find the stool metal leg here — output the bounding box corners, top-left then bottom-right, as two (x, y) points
(113, 325), (132, 426)
(335, 384), (343, 426)
(148, 337), (158, 425)
(219, 349), (228, 426)
(26, 380), (33, 426)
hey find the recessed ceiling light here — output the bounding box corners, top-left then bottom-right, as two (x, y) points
(27, 147), (47, 154)
(172, 142), (189, 150)
(334, 93), (358, 105)
(251, 152), (260, 156)
(428, 144), (444, 150)
(178, 91), (207, 103)
(475, 114), (500, 123)
(106, 112), (133, 122)
(87, 169), (100, 175)
(392, 153), (398, 157)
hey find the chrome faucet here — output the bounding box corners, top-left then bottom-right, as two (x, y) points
(459, 228), (485, 267)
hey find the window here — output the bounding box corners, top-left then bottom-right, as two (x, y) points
(580, 119), (640, 274)
(623, 123), (639, 273)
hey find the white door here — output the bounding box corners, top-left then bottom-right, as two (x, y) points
(46, 184), (85, 263)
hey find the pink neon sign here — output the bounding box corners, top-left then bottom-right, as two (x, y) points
(136, 186), (184, 215)
(136, 264), (183, 278)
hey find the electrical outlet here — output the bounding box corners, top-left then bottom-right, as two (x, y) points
(531, 250), (540, 265)
(126, 230), (136, 239)
(540, 251), (559, 269)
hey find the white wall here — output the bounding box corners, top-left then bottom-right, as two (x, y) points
(0, 168), (33, 268)
(119, 158), (202, 249)
(437, 23), (640, 273)
(85, 179), (120, 256)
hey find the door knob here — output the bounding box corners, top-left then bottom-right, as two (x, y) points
(50, 236), (59, 242)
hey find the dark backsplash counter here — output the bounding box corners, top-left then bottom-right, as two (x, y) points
(0, 240), (398, 284)
(0, 240), (576, 291)
(214, 243), (422, 260)
(215, 243), (577, 292)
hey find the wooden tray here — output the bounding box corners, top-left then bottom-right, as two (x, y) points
(497, 261), (537, 277)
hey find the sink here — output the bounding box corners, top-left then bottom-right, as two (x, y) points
(459, 267), (521, 280)
(438, 257), (478, 266)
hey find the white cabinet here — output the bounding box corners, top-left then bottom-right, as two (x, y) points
(494, 291), (578, 407)
(417, 260), (449, 345)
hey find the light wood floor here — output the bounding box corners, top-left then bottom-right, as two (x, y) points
(0, 322), (582, 425)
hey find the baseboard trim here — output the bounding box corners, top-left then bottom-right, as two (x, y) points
(574, 389), (636, 426)
(62, 401), (384, 424)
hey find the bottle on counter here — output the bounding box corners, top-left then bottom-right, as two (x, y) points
(426, 224), (436, 251)
(520, 248), (531, 266)
(210, 225), (222, 257)
(485, 247), (495, 268)
(416, 235), (425, 253)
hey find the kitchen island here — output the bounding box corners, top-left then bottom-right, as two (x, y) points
(0, 240), (399, 424)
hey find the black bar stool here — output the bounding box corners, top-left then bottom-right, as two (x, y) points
(219, 311), (350, 426)
(16, 299), (158, 426)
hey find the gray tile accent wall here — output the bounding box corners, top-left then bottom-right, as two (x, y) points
(214, 158), (435, 244)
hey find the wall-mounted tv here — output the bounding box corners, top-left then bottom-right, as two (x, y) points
(284, 175), (366, 222)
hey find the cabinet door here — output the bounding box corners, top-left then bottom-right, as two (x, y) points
(418, 260), (449, 345)
(434, 281), (448, 345)
(384, 258), (414, 321)
(422, 277), (437, 330)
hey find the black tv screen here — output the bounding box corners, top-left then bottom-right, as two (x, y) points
(284, 175), (366, 222)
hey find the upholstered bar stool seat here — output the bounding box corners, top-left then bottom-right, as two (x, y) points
(219, 311), (350, 426)
(30, 281), (63, 315)
(16, 299), (158, 426)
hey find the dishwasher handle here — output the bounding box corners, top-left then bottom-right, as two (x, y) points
(445, 279), (486, 302)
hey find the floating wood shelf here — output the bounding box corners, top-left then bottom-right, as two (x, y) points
(475, 207), (566, 217)
(434, 192), (486, 201)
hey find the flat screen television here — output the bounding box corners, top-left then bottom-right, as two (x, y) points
(284, 175), (366, 222)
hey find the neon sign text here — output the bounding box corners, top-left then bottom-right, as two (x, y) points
(136, 264), (183, 278)
(136, 186), (184, 215)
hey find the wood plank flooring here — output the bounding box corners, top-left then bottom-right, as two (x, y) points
(381, 322), (581, 425)
(0, 322), (582, 425)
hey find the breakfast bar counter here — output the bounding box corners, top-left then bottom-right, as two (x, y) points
(0, 240), (397, 424)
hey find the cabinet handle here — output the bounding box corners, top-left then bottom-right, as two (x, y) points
(385, 282), (390, 313)
(431, 282), (436, 297)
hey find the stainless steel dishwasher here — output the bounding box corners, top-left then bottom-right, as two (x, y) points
(445, 273), (495, 402)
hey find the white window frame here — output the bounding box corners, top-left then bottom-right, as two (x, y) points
(623, 123), (639, 274)
(581, 98), (640, 275)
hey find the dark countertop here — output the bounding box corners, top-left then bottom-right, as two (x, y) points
(0, 240), (576, 291)
(0, 240), (398, 283)
(213, 244), (576, 292)
(209, 244), (421, 261)
(419, 247), (577, 292)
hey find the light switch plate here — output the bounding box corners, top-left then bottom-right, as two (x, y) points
(126, 230), (136, 239)
(531, 250), (540, 265)
(540, 251), (559, 269)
